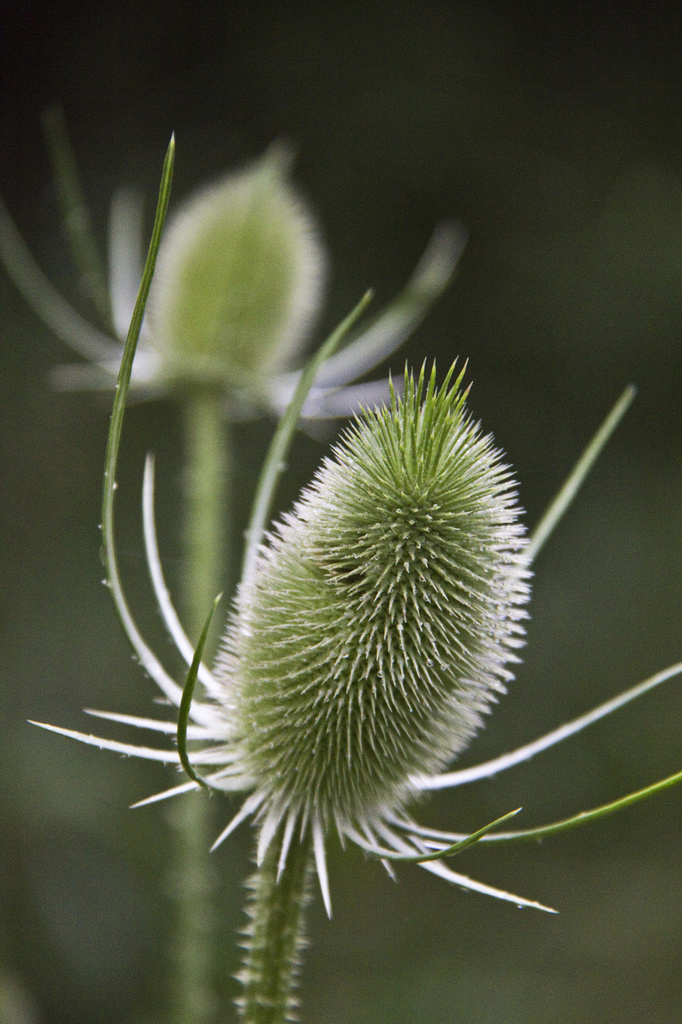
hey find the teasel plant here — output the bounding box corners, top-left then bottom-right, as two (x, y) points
(14, 137), (682, 1024)
(2, 111), (466, 1024)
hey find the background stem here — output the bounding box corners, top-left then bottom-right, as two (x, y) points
(181, 388), (230, 638)
(167, 387), (229, 1024)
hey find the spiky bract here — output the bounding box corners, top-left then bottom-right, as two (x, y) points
(217, 365), (530, 831)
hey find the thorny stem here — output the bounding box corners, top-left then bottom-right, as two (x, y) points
(238, 832), (314, 1024)
(166, 388), (229, 1024)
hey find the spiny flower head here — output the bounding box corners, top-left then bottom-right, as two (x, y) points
(146, 144), (326, 395)
(218, 364), (531, 833)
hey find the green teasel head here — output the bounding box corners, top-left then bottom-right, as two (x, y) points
(146, 144), (326, 395)
(217, 363), (531, 833)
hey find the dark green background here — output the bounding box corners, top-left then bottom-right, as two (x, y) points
(1, 3), (681, 1022)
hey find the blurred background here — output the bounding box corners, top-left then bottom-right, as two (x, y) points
(1, 2), (681, 1022)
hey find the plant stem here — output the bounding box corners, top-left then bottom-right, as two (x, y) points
(238, 832), (314, 1024)
(182, 387), (230, 636)
(167, 386), (229, 1024)
(166, 795), (219, 1024)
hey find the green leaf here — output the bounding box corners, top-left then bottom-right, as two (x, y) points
(177, 594), (222, 789)
(480, 768), (682, 843)
(241, 289), (373, 590)
(98, 137), (186, 709)
(527, 384), (636, 564)
(365, 809), (522, 863)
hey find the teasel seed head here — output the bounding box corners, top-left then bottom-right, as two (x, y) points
(216, 364), (531, 833)
(146, 144), (326, 394)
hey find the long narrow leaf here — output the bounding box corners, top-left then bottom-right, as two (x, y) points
(241, 290), (373, 590)
(360, 808), (521, 862)
(479, 767), (682, 843)
(407, 768), (682, 846)
(177, 594), (221, 789)
(527, 384), (636, 564)
(96, 137), (199, 717)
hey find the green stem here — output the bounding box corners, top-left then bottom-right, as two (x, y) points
(167, 387), (229, 1024)
(182, 388), (229, 635)
(238, 833), (314, 1024)
(166, 796), (219, 1024)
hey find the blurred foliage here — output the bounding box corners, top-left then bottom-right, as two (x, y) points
(1, 2), (680, 1022)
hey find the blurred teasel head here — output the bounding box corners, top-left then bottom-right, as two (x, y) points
(0, 128), (466, 421)
(145, 145), (326, 398)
